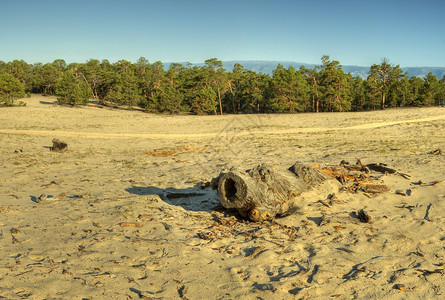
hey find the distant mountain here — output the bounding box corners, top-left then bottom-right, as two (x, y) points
(164, 60), (445, 79)
(401, 67), (445, 80)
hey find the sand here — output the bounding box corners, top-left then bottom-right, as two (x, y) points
(1, 94), (444, 299)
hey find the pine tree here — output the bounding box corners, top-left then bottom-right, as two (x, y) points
(368, 58), (393, 109)
(107, 60), (142, 107)
(351, 76), (366, 111)
(55, 70), (90, 106)
(204, 58), (225, 115)
(407, 77), (424, 106)
(191, 86), (217, 115)
(0, 73), (25, 106)
(268, 64), (309, 112)
(422, 72), (440, 106)
(318, 56), (351, 112)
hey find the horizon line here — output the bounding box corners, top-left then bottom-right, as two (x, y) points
(2, 58), (445, 69)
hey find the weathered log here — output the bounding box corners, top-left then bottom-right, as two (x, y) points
(366, 163), (396, 174)
(212, 162), (330, 222)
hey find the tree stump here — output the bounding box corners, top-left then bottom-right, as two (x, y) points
(211, 162), (330, 222)
(51, 138), (68, 152)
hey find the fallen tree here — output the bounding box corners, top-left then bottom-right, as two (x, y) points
(211, 160), (399, 222)
(211, 162), (330, 222)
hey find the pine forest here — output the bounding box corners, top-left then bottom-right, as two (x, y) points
(1, 56), (444, 113)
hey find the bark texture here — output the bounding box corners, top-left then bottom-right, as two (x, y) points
(212, 162), (329, 222)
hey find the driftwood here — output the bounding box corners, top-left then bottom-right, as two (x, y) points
(51, 138), (68, 152)
(316, 161), (392, 194)
(428, 148), (442, 155)
(357, 209), (371, 223)
(211, 162), (330, 222)
(366, 163), (396, 174)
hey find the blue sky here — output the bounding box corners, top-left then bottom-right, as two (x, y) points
(1, 0), (444, 67)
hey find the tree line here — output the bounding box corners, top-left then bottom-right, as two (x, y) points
(1, 56), (444, 112)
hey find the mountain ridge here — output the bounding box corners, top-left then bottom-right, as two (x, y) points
(164, 60), (445, 79)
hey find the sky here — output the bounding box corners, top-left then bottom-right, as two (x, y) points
(1, 0), (445, 67)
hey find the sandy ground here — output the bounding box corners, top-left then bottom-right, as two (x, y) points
(1, 94), (445, 299)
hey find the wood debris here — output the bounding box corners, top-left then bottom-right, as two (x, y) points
(119, 222), (142, 227)
(51, 138), (68, 152)
(336, 247), (355, 253)
(396, 204), (417, 212)
(366, 163), (397, 174)
(314, 160), (396, 195)
(395, 189), (411, 196)
(416, 268), (444, 276)
(428, 148), (442, 155)
(357, 209), (371, 223)
(353, 182), (390, 194)
(36, 193), (47, 203)
(211, 159), (405, 222)
(212, 162), (329, 222)
(40, 181), (59, 187)
(146, 145), (199, 157)
(431, 180), (442, 186)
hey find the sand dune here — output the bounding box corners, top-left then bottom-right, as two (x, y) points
(1, 95), (444, 299)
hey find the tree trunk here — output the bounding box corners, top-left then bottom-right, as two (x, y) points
(312, 94), (315, 111)
(211, 162), (330, 222)
(337, 95), (342, 112)
(228, 81), (235, 113)
(81, 74), (96, 100)
(217, 85), (223, 115)
(382, 91), (386, 110)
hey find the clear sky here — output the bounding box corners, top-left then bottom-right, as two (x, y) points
(1, 0), (444, 67)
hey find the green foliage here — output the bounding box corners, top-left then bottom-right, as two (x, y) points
(0, 73), (25, 106)
(147, 85), (183, 113)
(106, 60), (142, 107)
(437, 76), (445, 106)
(40, 63), (62, 95)
(351, 76), (366, 110)
(192, 86), (217, 114)
(55, 70), (90, 105)
(1, 56), (444, 113)
(227, 64), (269, 113)
(268, 65), (309, 112)
(204, 58), (225, 115)
(367, 58), (403, 109)
(422, 72), (440, 106)
(386, 66), (406, 107)
(318, 56), (351, 112)
(407, 77), (424, 106)
(78, 59), (102, 101)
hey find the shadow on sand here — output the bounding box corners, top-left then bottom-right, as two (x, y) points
(39, 100), (59, 105)
(126, 184), (221, 213)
